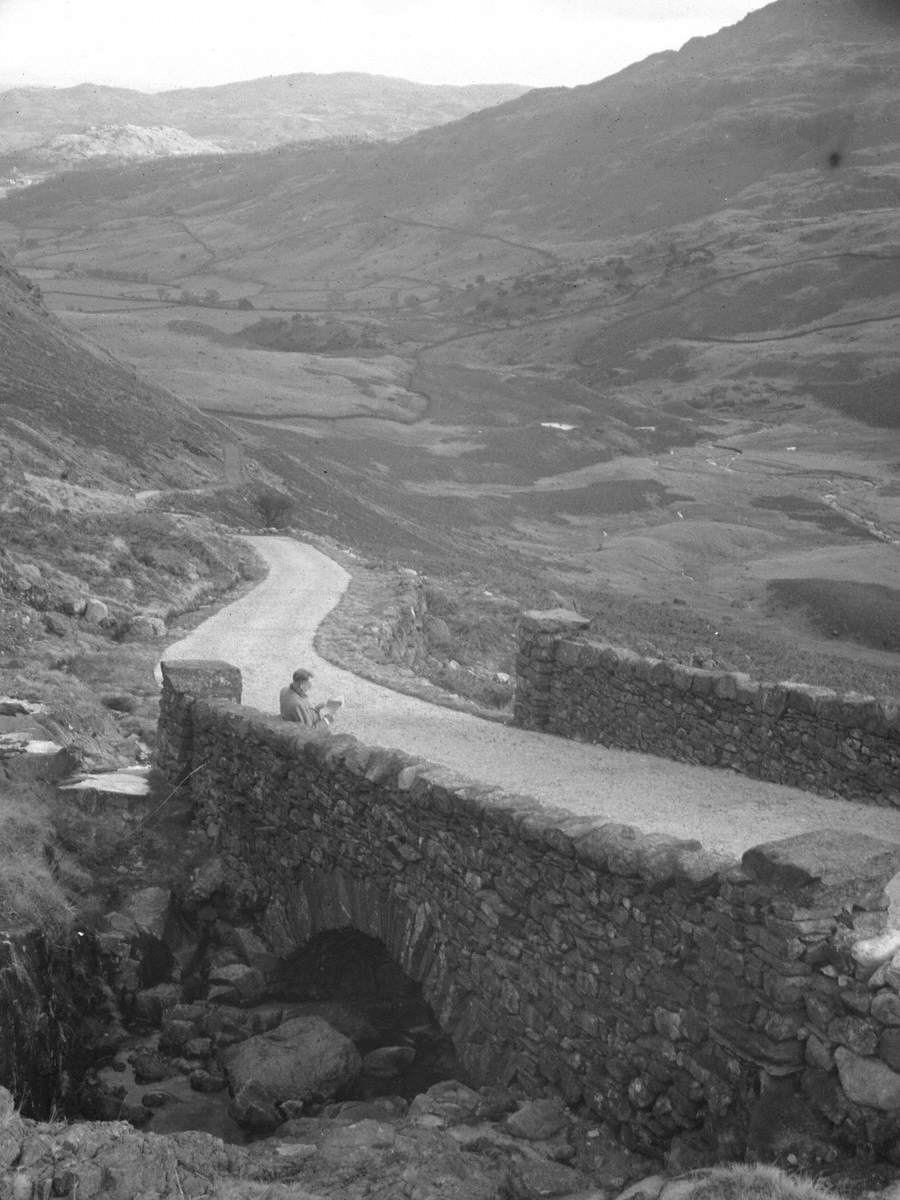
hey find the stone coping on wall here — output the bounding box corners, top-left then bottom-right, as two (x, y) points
(520, 608), (593, 636)
(160, 659), (243, 702)
(165, 666), (900, 912)
(188, 697), (733, 885)
(560, 638), (900, 735)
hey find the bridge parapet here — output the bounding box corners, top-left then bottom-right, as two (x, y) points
(515, 611), (900, 807)
(158, 659), (900, 1160)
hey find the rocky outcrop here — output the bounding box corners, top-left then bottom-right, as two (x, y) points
(4, 1077), (872, 1200)
(0, 1078), (649, 1200)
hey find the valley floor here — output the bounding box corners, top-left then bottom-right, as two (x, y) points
(162, 535), (900, 861)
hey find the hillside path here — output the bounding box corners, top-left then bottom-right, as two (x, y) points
(162, 536), (900, 860)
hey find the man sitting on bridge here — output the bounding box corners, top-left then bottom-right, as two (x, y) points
(280, 667), (326, 728)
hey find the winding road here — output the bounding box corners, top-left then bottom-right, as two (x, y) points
(162, 536), (900, 860)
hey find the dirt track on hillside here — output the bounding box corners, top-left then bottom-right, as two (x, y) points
(162, 536), (900, 860)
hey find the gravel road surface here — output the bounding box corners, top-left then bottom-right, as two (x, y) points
(163, 536), (900, 860)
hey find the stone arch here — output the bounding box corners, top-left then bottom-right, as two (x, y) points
(257, 866), (498, 1085)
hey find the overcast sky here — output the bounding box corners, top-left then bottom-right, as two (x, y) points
(0, 0), (769, 92)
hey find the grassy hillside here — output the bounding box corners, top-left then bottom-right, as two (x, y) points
(0, 253), (244, 488)
(0, 247), (267, 764)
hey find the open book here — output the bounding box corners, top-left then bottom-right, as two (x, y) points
(316, 697), (344, 725)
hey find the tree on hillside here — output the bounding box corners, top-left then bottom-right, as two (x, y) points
(253, 489), (294, 529)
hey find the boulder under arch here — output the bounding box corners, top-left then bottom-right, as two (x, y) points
(256, 865), (501, 1083)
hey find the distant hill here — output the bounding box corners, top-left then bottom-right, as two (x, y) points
(0, 73), (529, 169)
(11, 0), (896, 237)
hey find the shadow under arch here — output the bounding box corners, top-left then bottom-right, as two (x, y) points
(257, 865), (504, 1086)
(268, 927), (462, 1100)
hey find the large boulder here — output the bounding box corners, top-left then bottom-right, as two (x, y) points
(221, 1016), (361, 1111)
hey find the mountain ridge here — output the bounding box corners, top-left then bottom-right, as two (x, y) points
(0, 72), (530, 157)
(15, 0), (895, 244)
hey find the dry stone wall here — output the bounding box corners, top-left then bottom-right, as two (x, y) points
(160, 660), (900, 1159)
(514, 610), (900, 808)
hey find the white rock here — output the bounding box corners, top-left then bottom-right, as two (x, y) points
(0, 698), (48, 717)
(274, 1142), (316, 1159)
(851, 930), (900, 969)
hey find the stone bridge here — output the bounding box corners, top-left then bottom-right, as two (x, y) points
(158, 659), (900, 1158)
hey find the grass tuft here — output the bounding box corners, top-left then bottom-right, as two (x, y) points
(676, 1164), (840, 1200)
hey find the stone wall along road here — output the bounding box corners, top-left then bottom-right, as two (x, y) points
(160, 536), (900, 860)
